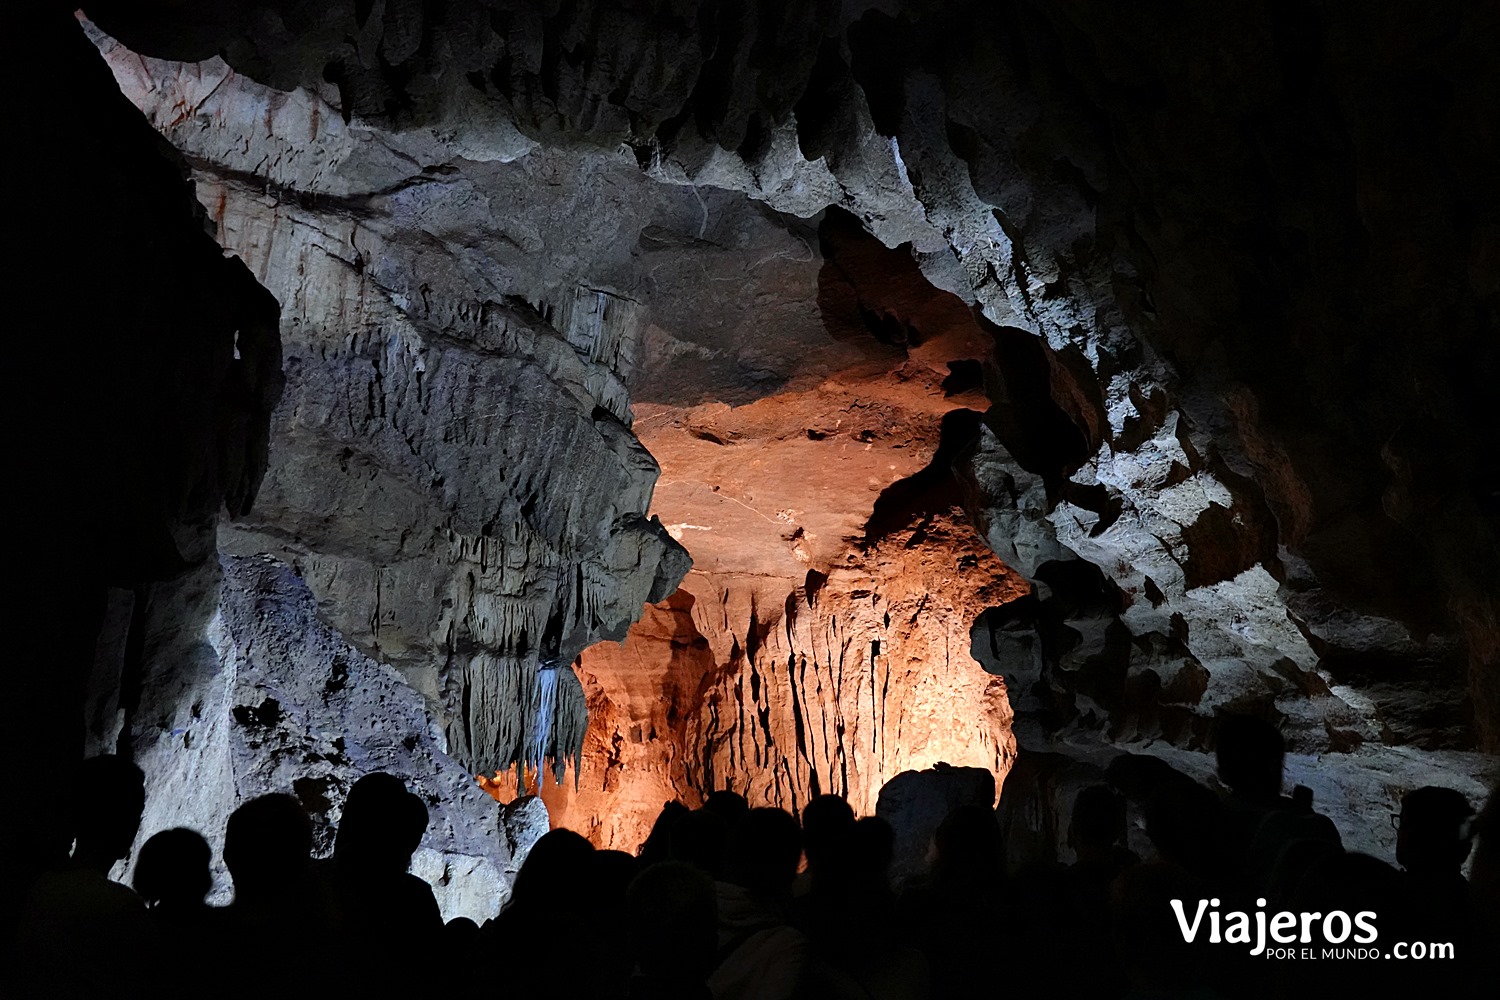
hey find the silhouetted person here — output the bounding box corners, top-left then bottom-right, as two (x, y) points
(1066, 786), (1137, 997)
(627, 862), (718, 1000)
(899, 805), (1007, 999)
(1069, 784), (1139, 878)
(328, 773), (442, 991)
(1216, 715), (1287, 806)
(710, 807), (808, 1000)
(596, 848), (644, 899)
(1397, 785), (1474, 879)
(849, 817), (896, 883)
(133, 827), (222, 984)
(509, 828), (594, 909)
(639, 801), (691, 868)
(796, 816), (930, 1000)
(704, 790), (751, 828)
(1394, 786), (1478, 989)
(671, 808), (732, 880)
(134, 828), (213, 917)
(476, 829), (599, 998)
(931, 803), (1005, 890)
(798, 795), (856, 896)
(1142, 777), (1222, 882)
(1111, 862), (1209, 998)
(1213, 714), (1340, 898)
(445, 915), (480, 948)
(591, 849), (644, 989)
(222, 793), (338, 997)
(12, 756), (161, 999)
(1278, 852), (1419, 1000)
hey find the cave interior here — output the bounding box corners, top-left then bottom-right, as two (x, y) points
(5, 0), (1498, 969)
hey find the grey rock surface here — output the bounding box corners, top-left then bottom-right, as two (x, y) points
(122, 553), (525, 922)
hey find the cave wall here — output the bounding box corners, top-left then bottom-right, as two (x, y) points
(50, 0), (1498, 884)
(5, 8), (283, 898)
(84, 0), (1498, 756)
(110, 554), (512, 921)
(91, 26), (695, 783)
(518, 399), (1026, 847)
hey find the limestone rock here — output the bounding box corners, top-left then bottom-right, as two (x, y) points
(495, 333), (1025, 846)
(500, 796), (553, 883)
(84, 0), (1499, 760)
(123, 553), (521, 922)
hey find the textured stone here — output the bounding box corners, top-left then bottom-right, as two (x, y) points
(83, 1), (1500, 752)
(489, 329), (1025, 846)
(91, 30), (701, 779)
(121, 553), (520, 922)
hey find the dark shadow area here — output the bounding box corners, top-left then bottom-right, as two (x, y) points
(863, 408), (985, 543)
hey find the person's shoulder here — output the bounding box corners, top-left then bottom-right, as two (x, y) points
(30, 867), (146, 915)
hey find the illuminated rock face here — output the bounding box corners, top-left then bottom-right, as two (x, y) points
(188, 555), (516, 922)
(676, 506), (1020, 818)
(89, 29), (696, 781)
(508, 358), (1027, 847)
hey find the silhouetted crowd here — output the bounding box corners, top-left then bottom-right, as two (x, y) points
(2, 715), (1495, 999)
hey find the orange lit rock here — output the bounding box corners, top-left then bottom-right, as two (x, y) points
(478, 592), (713, 850)
(512, 357), (1026, 846)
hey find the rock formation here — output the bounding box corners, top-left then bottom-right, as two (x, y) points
(14, 0), (1492, 901)
(112, 554), (513, 921)
(90, 25), (693, 790)
(7, 7), (283, 875)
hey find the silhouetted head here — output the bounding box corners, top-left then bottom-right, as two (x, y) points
(670, 809), (731, 880)
(638, 800), (690, 867)
(510, 828), (594, 913)
(628, 862), (718, 981)
(334, 772), (428, 873)
(1215, 715), (1285, 802)
(727, 808), (802, 896)
(1070, 785), (1128, 854)
(1397, 786), (1474, 876)
(703, 790), (750, 828)
(933, 803), (1003, 884)
(223, 793), (313, 902)
(1105, 753), (1191, 802)
(72, 755), (146, 871)
(802, 795), (856, 873)
(445, 915), (480, 947)
(133, 827), (212, 908)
